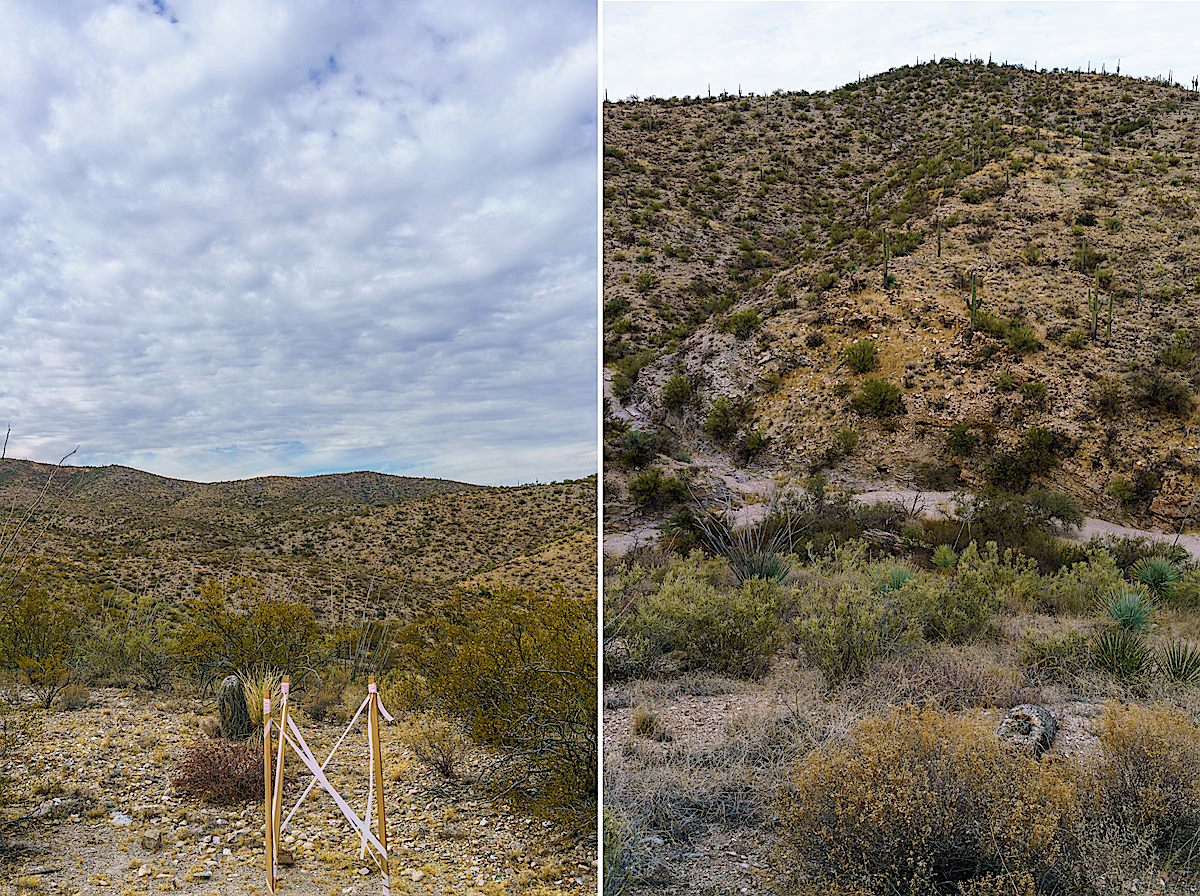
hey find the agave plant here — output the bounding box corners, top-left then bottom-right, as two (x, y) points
(1093, 629), (1151, 678)
(1132, 556), (1182, 602)
(931, 544), (958, 570)
(1160, 640), (1200, 684)
(1101, 586), (1155, 633)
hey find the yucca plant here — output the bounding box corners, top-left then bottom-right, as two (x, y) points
(931, 544), (958, 570)
(1100, 586), (1155, 633)
(1160, 640), (1200, 684)
(1093, 629), (1151, 678)
(1132, 556), (1182, 602)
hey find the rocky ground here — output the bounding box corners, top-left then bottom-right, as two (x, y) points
(0, 689), (596, 896)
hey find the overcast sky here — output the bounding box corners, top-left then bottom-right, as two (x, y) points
(604, 1), (1200, 99)
(0, 0), (596, 485)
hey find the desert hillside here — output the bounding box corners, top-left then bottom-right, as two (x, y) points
(0, 458), (597, 617)
(604, 59), (1200, 531)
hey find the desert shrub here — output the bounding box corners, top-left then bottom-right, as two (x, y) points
(719, 308), (761, 338)
(1006, 323), (1041, 354)
(628, 467), (686, 508)
(603, 810), (641, 896)
(986, 426), (1064, 491)
(779, 707), (1080, 893)
(397, 587), (595, 813)
(1089, 377), (1124, 417)
(619, 428), (660, 468)
(302, 671), (356, 723)
(945, 422), (980, 456)
(77, 594), (174, 691)
(1106, 475), (1135, 506)
(56, 682), (91, 710)
(1092, 702), (1200, 859)
(173, 579), (323, 685)
(237, 667), (282, 733)
(1084, 535), (1190, 574)
(1132, 556), (1182, 602)
(834, 428), (859, 454)
(931, 544), (958, 569)
(704, 395), (748, 442)
(1, 586), (79, 709)
(172, 739), (266, 805)
(737, 427), (769, 463)
(626, 567), (786, 679)
(662, 372), (692, 410)
(693, 507), (794, 585)
(1160, 330), (1195, 370)
(1019, 630), (1092, 681)
(794, 576), (923, 683)
(1132, 371), (1193, 416)
(844, 338), (879, 373)
(630, 703), (669, 741)
(403, 710), (468, 780)
(1037, 552), (1122, 615)
(1019, 380), (1048, 407)
(850, 378), (904, 417)
(954, 540), (1040, 613)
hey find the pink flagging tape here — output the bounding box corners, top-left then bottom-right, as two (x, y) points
(281, 694), (371, 832)
(284, 714), (388, 858)
(368, 682), (377, 693)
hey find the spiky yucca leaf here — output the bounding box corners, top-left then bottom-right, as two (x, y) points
(1132, 556), (1182, 601)
(1160, 640), (1200, 684)
(875, 566), (914, 593)
(1101, 586), (1155, 633)
(931, 544), (958, 570)
(1093, 629), (1151, 678)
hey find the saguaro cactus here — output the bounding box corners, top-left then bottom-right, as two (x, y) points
(966, 271), (981, 329)
(1088, 285), (1101, 341)
(882, 228), (891, 288)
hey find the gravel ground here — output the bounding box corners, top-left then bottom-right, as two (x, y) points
(0, 690), (596, 896)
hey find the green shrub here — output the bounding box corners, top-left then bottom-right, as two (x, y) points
(931, 544), (958, 570)
(1019, 380), (1048, 407)
(1106, 475), (1135, 506)
(628, 467), (687, 508)
(2, 586), (80, 709)
(1159, 330), (1194, 370)
(795, 577), (923, 682)
(987, 426), (1063, 491)
(954, 540), (1040, 613)
(398, 587), (595, 813)
(1019, 630), (1092, 681)
(1101, 586), (1155, 633)
(945, 422), (980, 456)
(1092, 629), (1151, 678)
(834, 428), (859, 454)
(850, 378), (904, 417)
(626, 564), (786, 679)
(662, 372), (692, 410)
(844, 338), (879, 373)
(619, 429), (660, 468)
(1038, 553), (1123, 615)
(704, 395), (747, 442)
(1133, 372), (1193, 416)
(779, 707), (1080, 893)
(1007, 323), (1041, 354)
(1159, 641), (1200, 684)
(719, 308), (762, 338)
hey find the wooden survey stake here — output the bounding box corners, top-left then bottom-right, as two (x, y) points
(273, 674), (290, 877)
(368, 674), (390, 894)
(263, 694), (275, 894)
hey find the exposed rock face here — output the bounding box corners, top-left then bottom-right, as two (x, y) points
(216, 675), (251, 741)
(998, 703), (1057, 756)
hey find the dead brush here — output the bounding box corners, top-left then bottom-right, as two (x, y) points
(851, 648), (1041, 711)
(172, 739), (269, 805)
(402, 711), (469, 781)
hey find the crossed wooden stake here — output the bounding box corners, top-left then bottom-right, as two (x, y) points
(263, 674), (392, 895)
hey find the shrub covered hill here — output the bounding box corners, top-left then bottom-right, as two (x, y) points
(0, 457), (597, 618)
(604, 59), (1200, 531)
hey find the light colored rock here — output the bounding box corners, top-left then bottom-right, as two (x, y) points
(141, 828), (163, 852)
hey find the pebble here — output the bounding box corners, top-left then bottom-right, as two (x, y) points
(111, 812), (133, 826)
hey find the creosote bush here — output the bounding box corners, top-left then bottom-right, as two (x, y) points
(850, 378), (904, 417)
(780, 706), (1080, 894)
(843, 338), (879, 373)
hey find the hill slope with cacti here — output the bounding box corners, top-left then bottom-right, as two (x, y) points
(604, 59), (1200, 532)
(0, 457), (597, 617)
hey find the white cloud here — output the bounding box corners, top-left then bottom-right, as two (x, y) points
(0, 0), (597, 485)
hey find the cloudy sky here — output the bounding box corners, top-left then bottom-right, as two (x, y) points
(604, 2), (1200, 99)
(0, 0), (596, 485)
